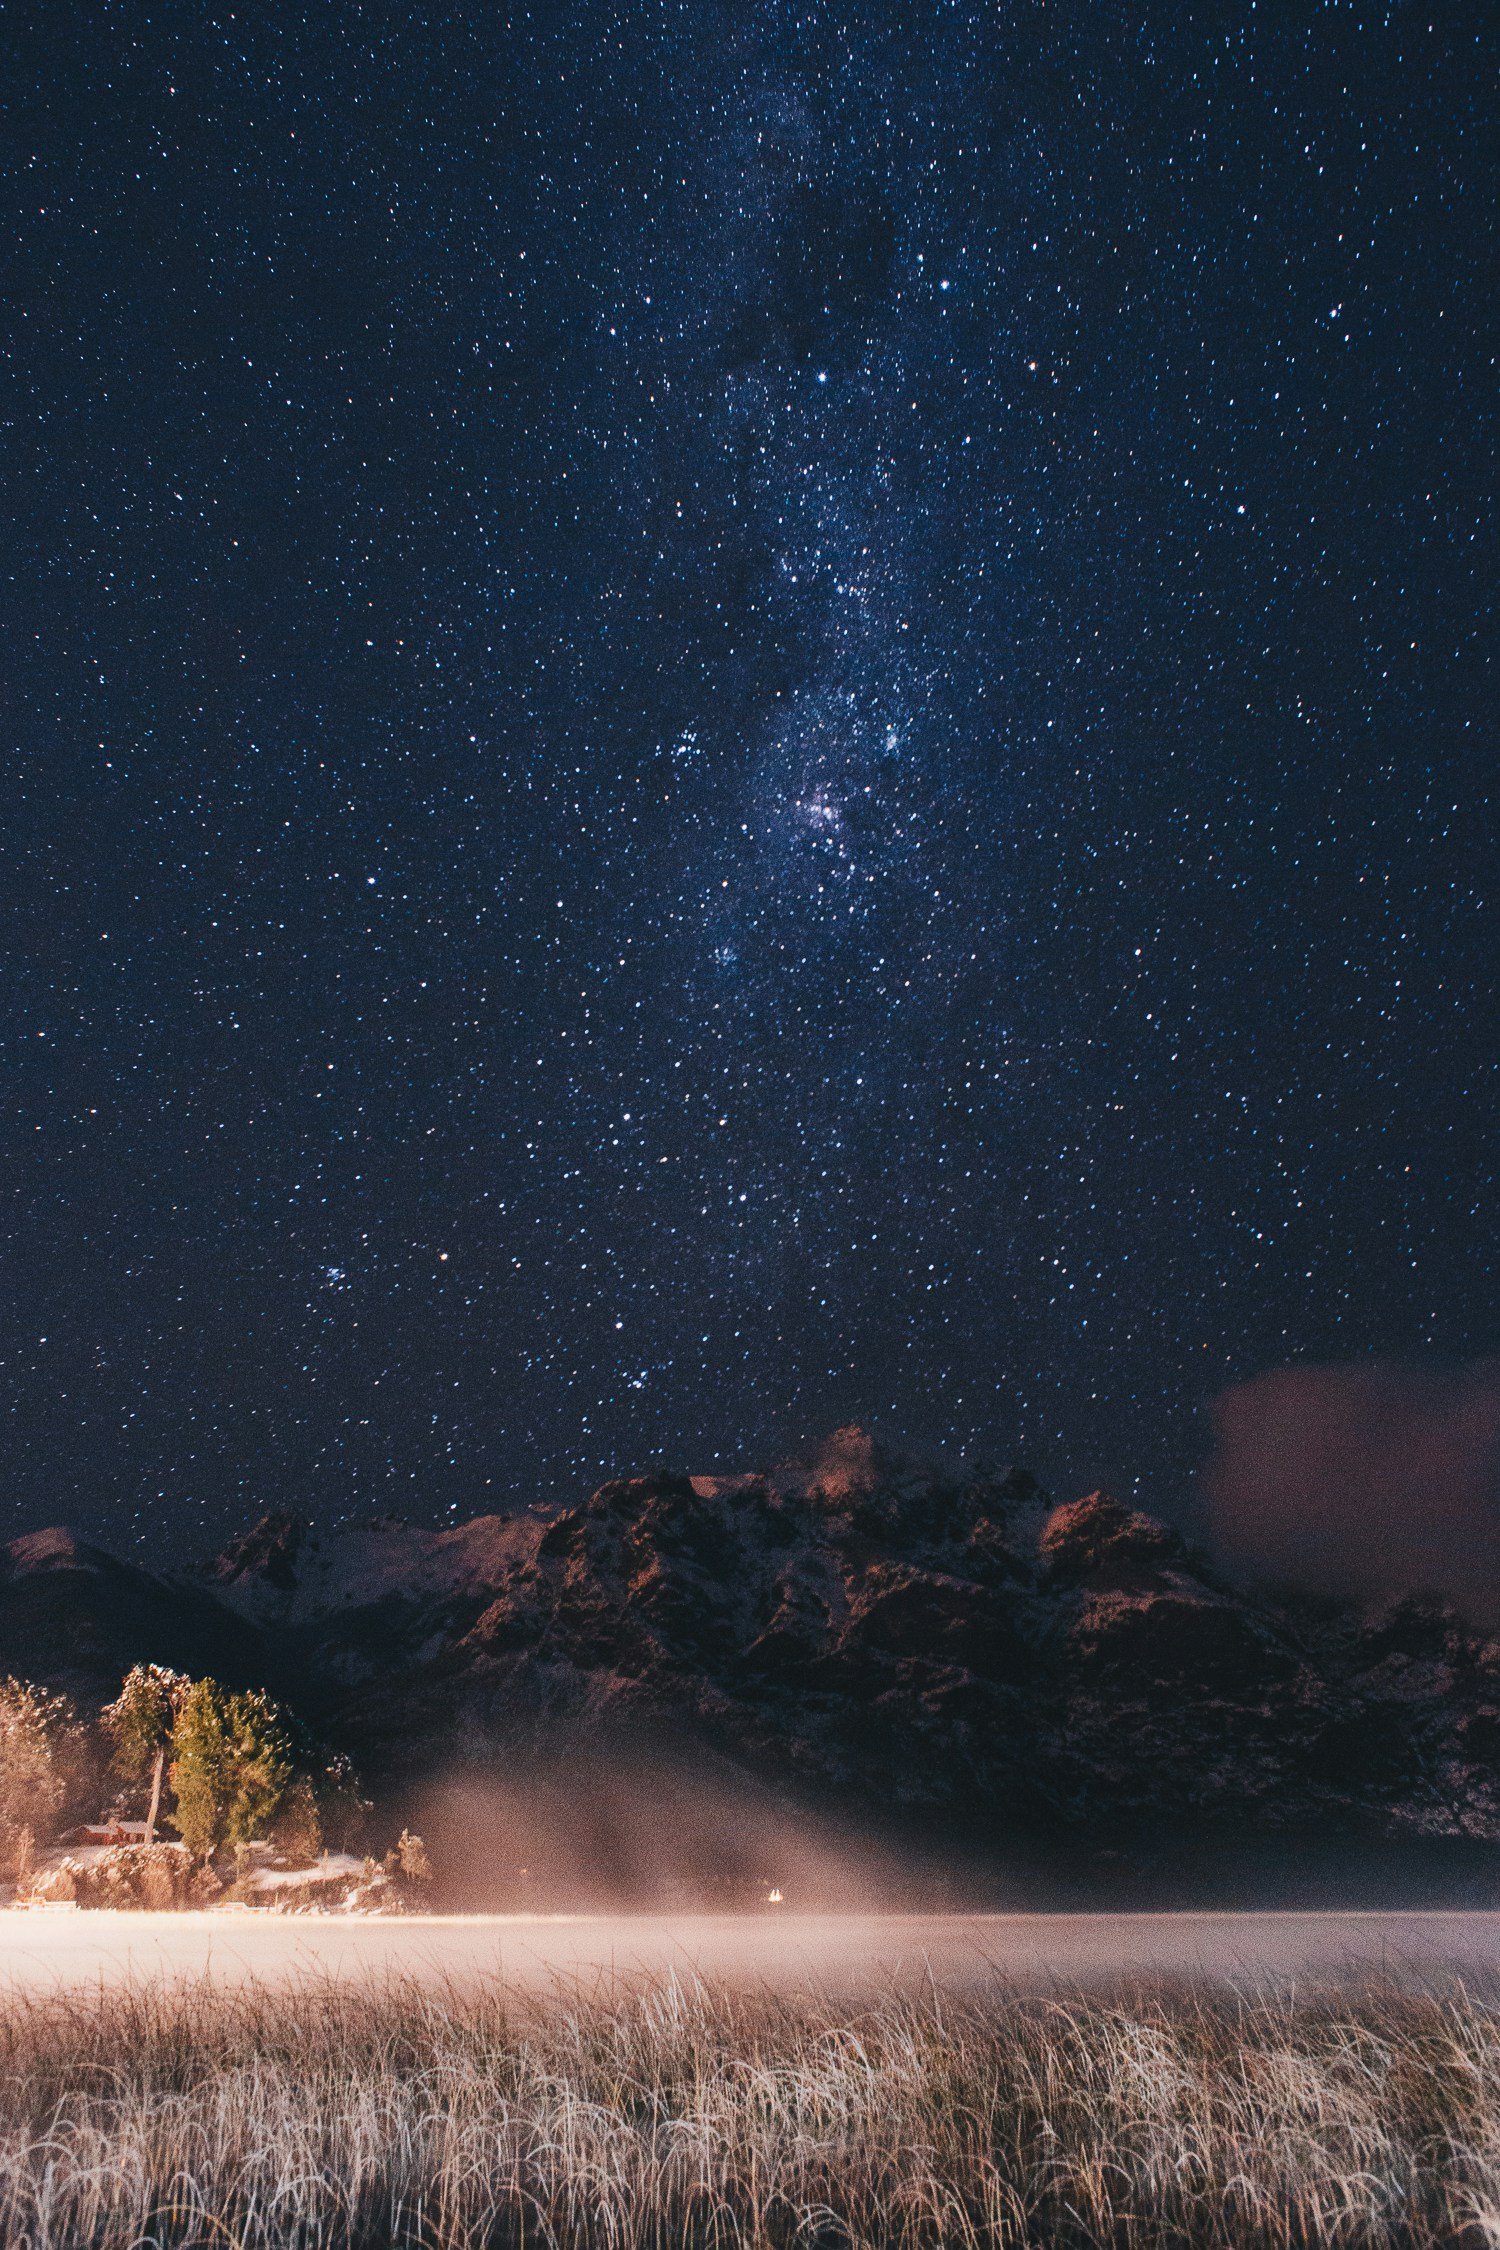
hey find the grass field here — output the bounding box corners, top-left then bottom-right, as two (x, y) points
(3, 1968), (1500, 2246)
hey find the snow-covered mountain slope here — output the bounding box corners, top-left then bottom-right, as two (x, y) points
(202, 1506), (555, 1627)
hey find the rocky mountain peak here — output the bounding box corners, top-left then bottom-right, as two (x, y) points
(1, 1525), (100, 1577)
(1039, 1490), (1187, 1586)
(206, 1509), (305, 1593)
(794, 1424), (906, 1499)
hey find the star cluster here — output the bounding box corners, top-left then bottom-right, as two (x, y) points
(1, 2), (1491, 1548)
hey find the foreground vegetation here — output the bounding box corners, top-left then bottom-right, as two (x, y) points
(2, 1971), (1500, 2246)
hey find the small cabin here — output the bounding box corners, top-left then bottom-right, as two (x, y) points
(62, 1819), (152, 1847)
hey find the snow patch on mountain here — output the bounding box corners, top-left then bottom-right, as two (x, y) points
(202, 1507), (555, 1627)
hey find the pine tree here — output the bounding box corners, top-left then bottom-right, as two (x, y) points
(169, 1678), (232, 1859)
(274, 1776), (323, 1866)
(222, 1690), (293, 1848)
(170, 1680), (299, 1859)
(101, 1665), (188, 1846)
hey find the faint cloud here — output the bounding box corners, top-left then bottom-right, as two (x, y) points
(1202, 1358), (1500, 1624)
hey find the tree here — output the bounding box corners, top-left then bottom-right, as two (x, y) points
(273, 1776), (322, 1866)
(101, 1665), (188, 1846)
(0, 1678), (82, 1878)
(169, 1678), (299, 1859)
(393, 1828), (432, 1886)
(317, 1753), (369, 1855)
(222, 1689), (293, 1848)
(169, 1678), (232, 1858)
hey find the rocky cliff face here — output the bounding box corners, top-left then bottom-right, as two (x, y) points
(191, 1428), (1500, 1861)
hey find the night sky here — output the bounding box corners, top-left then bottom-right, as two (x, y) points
(3, 4), (1492, 1555)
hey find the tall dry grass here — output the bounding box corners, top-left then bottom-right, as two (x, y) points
(1, 1967), (1499, 2246)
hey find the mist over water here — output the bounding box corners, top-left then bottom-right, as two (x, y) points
(7, 1904), (1500, 2000)
(407, 1749), (921, 1915)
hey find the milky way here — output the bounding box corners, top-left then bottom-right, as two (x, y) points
(2, 4), (1491, 1548)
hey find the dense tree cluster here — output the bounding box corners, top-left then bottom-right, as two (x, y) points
(0, 1665), (373, 1878)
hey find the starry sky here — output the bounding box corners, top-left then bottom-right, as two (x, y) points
(2, 2), (1492, 1553)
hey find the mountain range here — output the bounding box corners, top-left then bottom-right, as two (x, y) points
(6, 1428), (1500, 1902)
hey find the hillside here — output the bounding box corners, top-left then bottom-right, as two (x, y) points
(0, 1525), (269, 1705)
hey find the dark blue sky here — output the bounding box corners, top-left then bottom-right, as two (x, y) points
(2, 2), (1492, 1551)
